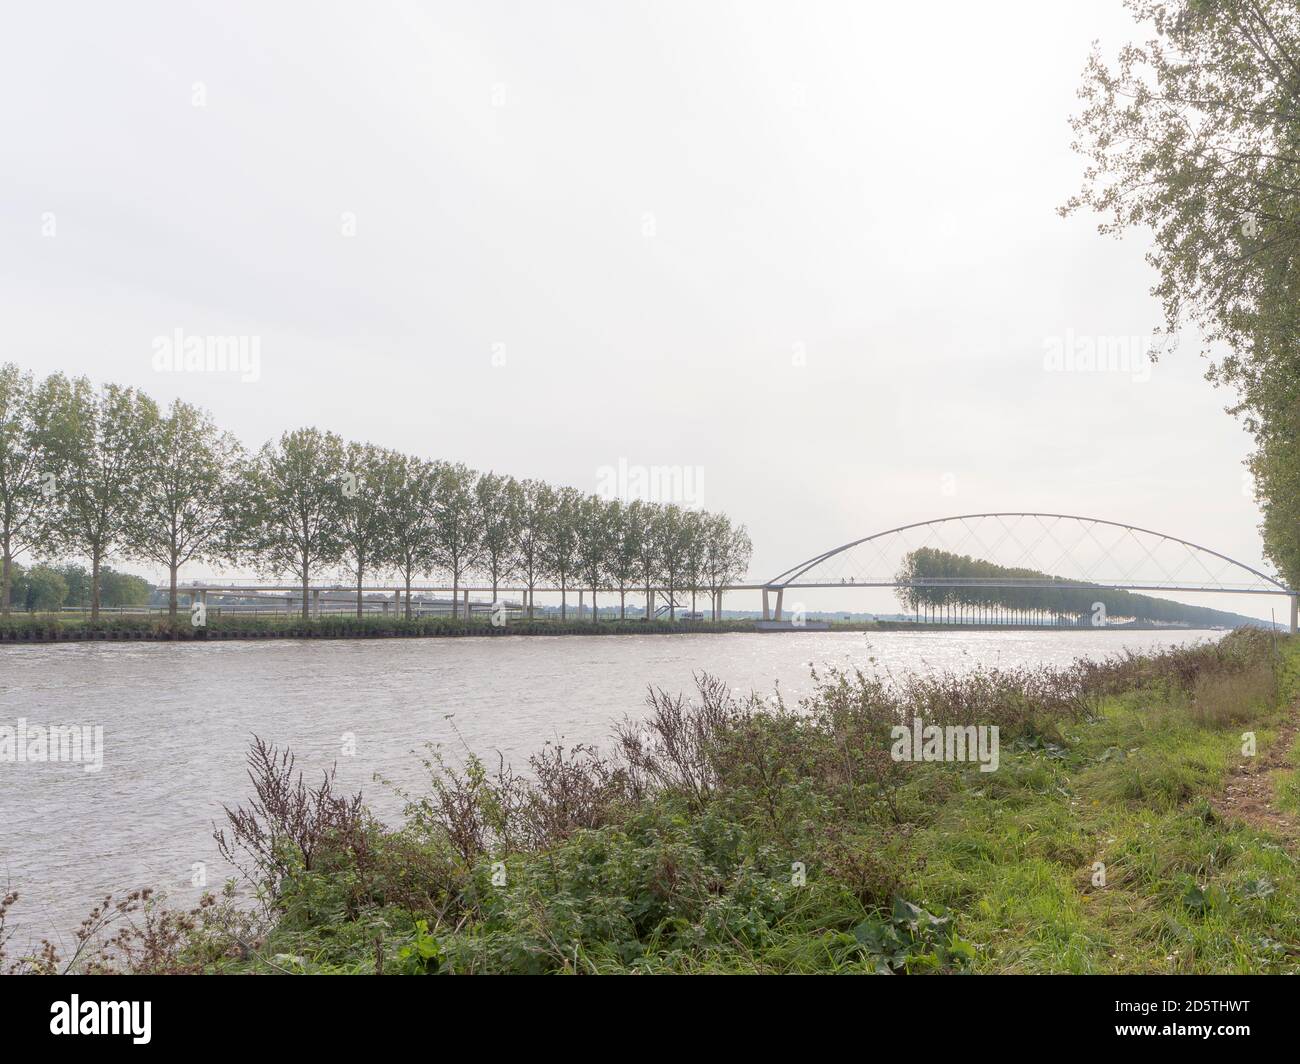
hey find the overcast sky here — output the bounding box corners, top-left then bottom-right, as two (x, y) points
(1, 1), (1280, 619)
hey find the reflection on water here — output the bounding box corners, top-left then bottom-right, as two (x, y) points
(0, 628), (1220, 949)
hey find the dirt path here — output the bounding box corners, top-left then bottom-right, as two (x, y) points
(1210, 707), (1300, 844)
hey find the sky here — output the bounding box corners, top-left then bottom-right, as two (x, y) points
(0, 1), (1282, 620)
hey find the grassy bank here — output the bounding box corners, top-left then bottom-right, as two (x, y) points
(5, 629), (1299, 974)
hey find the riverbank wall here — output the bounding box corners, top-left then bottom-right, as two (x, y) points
(0, 615), (1230, 643)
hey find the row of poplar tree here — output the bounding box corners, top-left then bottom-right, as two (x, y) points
(0, 364), (753, 622)
(895, 548), (1238, 627)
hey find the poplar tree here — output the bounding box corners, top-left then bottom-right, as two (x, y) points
(239, 428), (346, 620)
(338, 442), (399, 617)
(512, 479), (553, 620)
(476, 471), (519, 605)
(432, 461), (483, 619)
(128, 399), (243, 628)
(39, 375), (157, 621)
(381, 454), (440, 620)
(544, 486), (581, 620)
(0, 364), (55, 614)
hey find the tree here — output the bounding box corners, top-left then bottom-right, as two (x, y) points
(604, 499), (642, 621)
(24, 565), (67, 613)
(654, 504), (691, 621)
(1063, 0), (1300, 580)
(1252, 411), (1300, 588)
(1063, 0), (1300, 380)
(0, 364), (54, 614)
(725, 523), (753, 619)
(703, 513), (752, 621)
(681, 509), (708, 617)
(239, 428), (346, 620)
(98, 567), (152, 608)
(894, 547), (1241, 628)
(634, 502), (662, 621)
(55, 563), (92, 608)
(574, 494), (613, 623)
(127, 399), (242, 628)
(380, 454), (439, 620)
(432, 462), (483, 620)
(543, 486), (581, 621)
(512, 479), (553, 620)
(476, 471), (518, 606)
(337, 442), (398, 617)
(38, 375), (158, 621)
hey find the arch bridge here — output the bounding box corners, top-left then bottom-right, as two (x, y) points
(761, 513), (1297, 632)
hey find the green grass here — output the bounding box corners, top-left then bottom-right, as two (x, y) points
(910, 695), (1296, 972)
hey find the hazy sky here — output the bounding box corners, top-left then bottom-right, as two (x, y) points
(1, 1), (1281, 619)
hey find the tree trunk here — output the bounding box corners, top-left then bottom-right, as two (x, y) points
(560, 583), (567, 621)
(591, 586), (597, 624)
(620, 590), (625, 620)
(405, 573), (412, 620)
(1, 550), (11, 617)
(452, 571), (459, 622)
(356, 565), (364, 619)
(301, 569), (310, 621)
(169, 562), (179, 635)
(90, 549), (102, 622)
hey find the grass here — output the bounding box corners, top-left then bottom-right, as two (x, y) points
(5, 628), (1299, 975)
(913, 704), (1292, 973)
(913, 638), (1300, 974)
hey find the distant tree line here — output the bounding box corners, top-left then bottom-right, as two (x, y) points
(0, 365), (753, 625)
(895, 548), (1243, 627)
(4, 561), (151, 613)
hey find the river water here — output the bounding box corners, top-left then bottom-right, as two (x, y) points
(0, 628), (1219, 952)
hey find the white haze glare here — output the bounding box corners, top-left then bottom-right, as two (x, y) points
(0, 1), (1280, 620)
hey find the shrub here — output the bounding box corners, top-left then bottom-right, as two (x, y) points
(214, 738), (368, 906)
